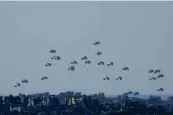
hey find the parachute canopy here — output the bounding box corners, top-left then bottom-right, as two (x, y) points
(116, 76), (122, 80)
(98, 61), (104, 65)
(44, 76), (48, 79)
(157, 88), (164, 91)
(49, 50), (56, 53)
(14, 83), (21, 87)
(21, 79), (28, 83)
(17, 83), (21, 87)
(96, 51), (102, 56)
(154, 69), (161, 73)
(157, 74), (164, 78)
(45, 63), (52, 67)
(103, 76), (110, 80)
(122, 67), (129, 70)
(41, 76), (48, 80)
(156, 69), (161, 73)
(68, 66), (75, 71)
(51, 56), (61, 60)
(148, 69), (154, 73)
(81, 56), (87, 60)
(85, 60), (91, 64)
(118, 76), (122, 80)
(107, 62), (114, 66)
(71, 60), (78, 64)
(93, 41), (100, 45)
(160, 88), (164, 91)
(149, 77), (156, 80)
(106, 77), (110, 80)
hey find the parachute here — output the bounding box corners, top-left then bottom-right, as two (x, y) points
(157, 88), (164, 92)
(160, 88), (164, 91)
(107, 62), (114, 66)
(45, 63), (52, 67)
(96, 51), (102, 56)
(107, 63), (111, 66)
(17, 83), (21, 87)
(116, 76), (122, 80)
(154, 69), (161, 73)
(14, 83), (21, 87)
(157, 74), (164, 78)
(103, 77), (110, 80)
(81, 56), (87, 60)
(148, 69), (154, 73)
(122, 67), (129, 71)
(93, 41), (100, 45)
(21, 79), (28, 83)
(84, 60), (91, 71)
(44, 76), (48, 79)
(49, 49), (56, 53)
(97, 61), (104, 65)
(110, 62), (114, 65)
(85, 60), (91, 64)
(103, 78), (106, 80)
(106, 77), (110, 80)
(70, 60), (78, 64)
(51, 56), (61, 60)
(149, 77), (156, 80)
(41, 76), (48, 80)
(118, 76), (122, 80)
(68, 66), (75, 71)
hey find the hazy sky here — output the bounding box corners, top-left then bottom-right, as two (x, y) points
(0, 2), (173, 96)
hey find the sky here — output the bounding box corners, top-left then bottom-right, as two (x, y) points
(0, 2), (173, 96)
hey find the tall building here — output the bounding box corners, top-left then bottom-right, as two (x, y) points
(67, 97), (76, 105)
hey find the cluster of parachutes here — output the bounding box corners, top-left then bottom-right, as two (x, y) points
(41, 76), (48, 80)
(148, 69), (165, 92)
(14, 79), (28, 88)
(116, 76), (123, 80)
(92, 41), (130, 82)
(103, 77), (110, 80)
(123, 91), (140, 96)
(13, 40), (165, 95)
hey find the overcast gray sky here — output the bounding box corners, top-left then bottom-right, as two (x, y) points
(0, 2), (173, 96)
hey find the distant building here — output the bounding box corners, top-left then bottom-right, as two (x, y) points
(28, 97), (34, 107)
(67, 91), (74, 97)
(74, 92), (81, 98)
(0, 96), (3, 104)
(67, 97), (76, 105)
